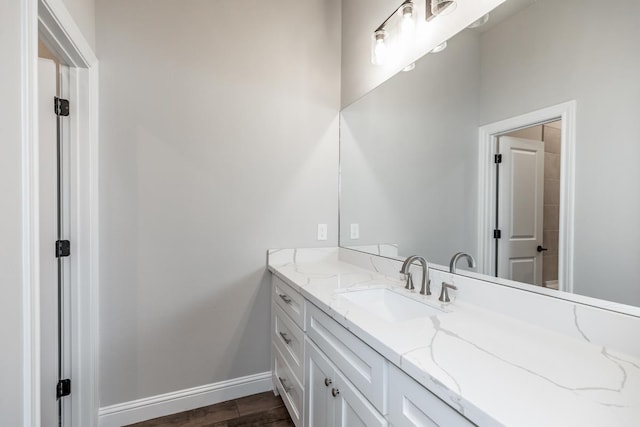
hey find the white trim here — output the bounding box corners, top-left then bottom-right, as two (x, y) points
(98, 372), (274, 427)
(477, 101), (576, 293)
(22, 0), (100, 425)
(22, 0), (40, 424)
(37, 0), (97, 67)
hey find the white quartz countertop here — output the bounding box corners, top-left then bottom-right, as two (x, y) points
(267, 250), (640, 427)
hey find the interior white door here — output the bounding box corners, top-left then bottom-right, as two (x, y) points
(39, 57), (59, 427)
(497, 136), (545, 286)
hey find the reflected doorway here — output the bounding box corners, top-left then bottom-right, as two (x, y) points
(477, 101), (576, 294)
(495, 121), (561, 288)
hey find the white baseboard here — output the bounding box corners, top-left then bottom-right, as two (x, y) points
(98, 371), (273, 427)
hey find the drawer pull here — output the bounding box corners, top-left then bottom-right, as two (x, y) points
(279, 294), (292, 304)
(279, 331), (292, 344)
(324, 378), (332, 387)
(331, 388), (340, 397)
(278, 376), (292, 393)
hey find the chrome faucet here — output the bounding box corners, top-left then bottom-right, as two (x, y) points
(449, 252), (476, 273)
(400, 255), (431, 296)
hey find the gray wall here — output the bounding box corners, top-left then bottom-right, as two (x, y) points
(340, 31), (480, 265)
(96, 0), (341, 406)
(479, 0), (640, 305)
(0, 1), (26, 423)
(61, 0), (96, 49)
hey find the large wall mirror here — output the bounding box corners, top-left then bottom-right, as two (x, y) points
(339, 0), (640, 308)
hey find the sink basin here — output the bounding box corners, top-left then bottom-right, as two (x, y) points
(338, 289), (444, 322)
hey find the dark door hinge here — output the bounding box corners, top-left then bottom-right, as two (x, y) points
(493, 229), (502, 239)
(57, 379), (71, 399)
(54, 97), (70, 117)
(494, 154), (503, 164)
(56, 240), (71, 257)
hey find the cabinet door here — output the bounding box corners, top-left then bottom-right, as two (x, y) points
(334, 370), (388, 427)
(305, 338), (335, 427)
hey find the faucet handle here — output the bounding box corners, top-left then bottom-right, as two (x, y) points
(439, 282), (458, 303)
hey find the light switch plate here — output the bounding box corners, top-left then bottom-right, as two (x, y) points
(317, 224), (327, 241)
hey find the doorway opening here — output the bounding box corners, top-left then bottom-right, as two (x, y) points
(477, 102), (576, 293)
(495, 121), (561, 288)
(26, 1), (100, 425)
(38, 37), (72, 427)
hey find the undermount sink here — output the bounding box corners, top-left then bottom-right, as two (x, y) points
(338, 288), (445, 322)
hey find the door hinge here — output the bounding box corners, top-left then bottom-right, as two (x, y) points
(493, 229), (502, 239)
(55, 240), (71, 257)
(54, 97), (70, 117)
(57, 379), (71, 399)
(494, 154), (503, 164)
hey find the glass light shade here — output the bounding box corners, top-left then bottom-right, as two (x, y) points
(431, 41), (447, 53)
(402, 63), (416, 72)
(371, 30), (388, 65)
(468, 13), (490, 28)
(431, 0), (457, 16)
(398, 2), (417, 41)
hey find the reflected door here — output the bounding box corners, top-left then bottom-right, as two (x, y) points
(496, 136), (545, 285)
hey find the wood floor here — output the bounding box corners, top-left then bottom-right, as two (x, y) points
(125, 391), (294, 427)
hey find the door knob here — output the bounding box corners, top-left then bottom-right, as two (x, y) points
(331, 388), (340, 397)
(324, 378), (332, 387)
(537, 245), (548, 252)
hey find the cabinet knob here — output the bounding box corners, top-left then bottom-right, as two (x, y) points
(331, 388), (340, 397)
(324, 378), (332, 387)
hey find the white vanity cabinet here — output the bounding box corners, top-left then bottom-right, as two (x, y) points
(305, 338), (387, 427)
(271, 276), (306, 427)
(271, 274), (472, 427)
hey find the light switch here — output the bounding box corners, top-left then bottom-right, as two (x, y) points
(350, 223), (360, 239)
(317, 224), (327, 241)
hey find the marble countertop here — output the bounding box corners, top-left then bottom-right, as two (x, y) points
(267, 249), (640, 427)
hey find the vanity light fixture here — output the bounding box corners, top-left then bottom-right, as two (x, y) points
(371, 29), (388, 65)
(402, 62), (416, 72)
(468, 13), (490, 29)
(431, 41), (447, 53)
(398, 1), (418, 41)
(426, 0), (457, 21)
(371, 0), (416, 65)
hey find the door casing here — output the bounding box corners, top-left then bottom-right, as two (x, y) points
(477, 101), (576, 293)
(23, 0), (100, 425)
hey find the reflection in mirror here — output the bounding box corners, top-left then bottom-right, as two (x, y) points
(340, 0), (640, 307)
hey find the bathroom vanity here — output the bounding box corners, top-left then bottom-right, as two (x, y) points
(268, 248), (640, 427)
(267, 0), (640, 425)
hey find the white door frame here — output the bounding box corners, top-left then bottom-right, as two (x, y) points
(476, 101), (576, 293)
(23, 0), (99, 425)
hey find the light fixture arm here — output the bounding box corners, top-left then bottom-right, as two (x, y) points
(374, 0), (414, 33)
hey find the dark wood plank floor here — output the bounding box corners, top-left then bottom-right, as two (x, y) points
(125, 391), (294, 427)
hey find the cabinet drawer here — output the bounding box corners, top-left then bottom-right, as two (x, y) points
(274, 345), (304, 427)
(273, 275), (305, 330)
(306, 302), (387, 414)
(388, 364), (474, 427)
(274, 304), (304, 382)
